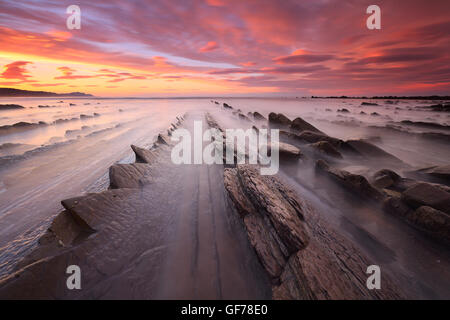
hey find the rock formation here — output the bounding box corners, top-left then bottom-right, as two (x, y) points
(224, 165), (403, 299)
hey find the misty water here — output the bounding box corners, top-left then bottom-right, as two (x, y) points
(0, 97), (449, 298)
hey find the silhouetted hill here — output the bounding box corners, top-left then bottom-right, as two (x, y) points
(0, 88), (93, 97)
(311, 95), (450, 100)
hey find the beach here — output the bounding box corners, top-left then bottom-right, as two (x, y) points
(0, 97), (449, 299)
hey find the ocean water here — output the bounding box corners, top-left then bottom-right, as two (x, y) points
(0, 97), (449, 298)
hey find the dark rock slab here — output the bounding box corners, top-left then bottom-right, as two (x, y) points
(224, 165), (403, 299)
(290, 117), (323, 134)
(253, 112), (266, 121)
(384, 196), (450, 243)
(268, 113), (292, 127)
(372, 169), (401, 189)
(281, 130), (343, 149)
(0, 104), (25, 110)
(270, 142), (302, 161)
(309, 141), (342, 159)
(109, 163), (152, 189)
(131, 145), (160, 164)
(410, 206), (450, 242)
(316, 160), (384, 201)
(414, 165), (450, 184)
(238, 113), (251, 121)
(346, 140), (402, 163)
(401, 183), (450, 214)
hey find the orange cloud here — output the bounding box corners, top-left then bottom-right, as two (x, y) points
(55, 67), (94, 79)
(45, 30), (72, 41)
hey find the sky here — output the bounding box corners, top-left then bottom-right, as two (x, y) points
(0, 0), (449, 97)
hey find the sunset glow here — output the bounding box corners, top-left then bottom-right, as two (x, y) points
(0, 0), (449, 96)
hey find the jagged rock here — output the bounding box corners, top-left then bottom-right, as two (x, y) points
(281, 130), (343, 149)
(401, 120), (450, 131)
(346, 140), (402, 163)
(157, 133), (170, 145)
(309, 141), (342, 159)
(224, 164), (403, 299)
(223, 103), (232, 109)
(337, 108), (350, 113)
(50, 210), (93, 246)
(416, 165), (450, 184)
(131, 145), (159, 163)
(268, 113), (292, 127)
(384, 196), (450, 243)
(290, 117), (323, 134)
(224, 166), (310, 275)
(238, 113), (251, 121)
(109, 163), (152, 189)
(253, 112), (266, 120)
(372, 169), (401, 189)
(383, 196), (412, 218)
(372, 169), (416, 192)
(409, 206), (450, 242)
(0, 188), (168, 299)
(0, 104), (24, 110)
(205, 113), (224, 134)
(401, 183), (450, 214)
(61, 189), (136, 231)
(422, 104), (450, 112)
(270, 142), (302, 161)
(361, 102), (378, 106)
(316, 160), (384, 201)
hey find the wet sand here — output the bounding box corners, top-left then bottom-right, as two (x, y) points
(0, 98), (449, 299)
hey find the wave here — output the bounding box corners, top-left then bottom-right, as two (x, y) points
(0, 113), (102, 136)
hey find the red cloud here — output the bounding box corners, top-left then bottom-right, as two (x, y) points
(273, 52), (335, 64)
(199, 41), (219, 53)
(1, 61), (33, 80)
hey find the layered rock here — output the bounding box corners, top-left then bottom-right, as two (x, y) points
(0, 116), (187, 299)
(253, 112), (266, 121)
(309, 141), (342, 159)
(345, 140), (402, 164)
(290, 117), (323, 134)
(0, 104), (25, 110)
(109, 163), (153, 189)
(280, 130), (343, 148)
(131, 145), (160, 164)
(224, 165), (403, 299)
(269, 142), (303, 161)
(268, 113), (292, 127)
(316, 160), (384, 201)
(401, 183), (450, 214)
(412, 165), (450, 185)
(376, 167), (450, 243)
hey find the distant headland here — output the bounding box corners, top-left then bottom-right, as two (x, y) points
(0, 88), (93, 97)
(311, 95), (450, 100)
